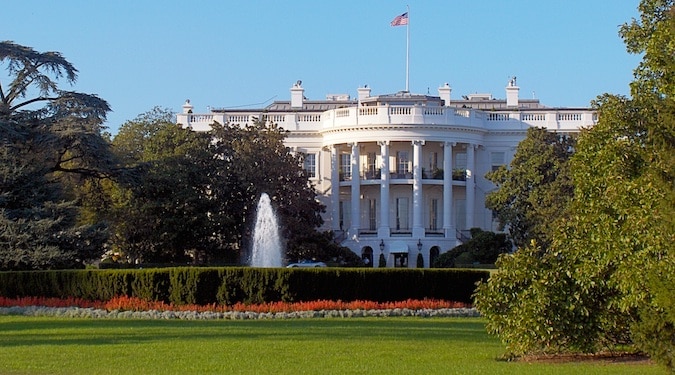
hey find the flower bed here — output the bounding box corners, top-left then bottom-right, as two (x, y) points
(0, 296), (479, 320)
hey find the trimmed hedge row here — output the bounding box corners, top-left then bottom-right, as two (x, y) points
(0, 267), (489, 306)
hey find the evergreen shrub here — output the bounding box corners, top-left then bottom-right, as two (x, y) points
(0, 267), (488, 305)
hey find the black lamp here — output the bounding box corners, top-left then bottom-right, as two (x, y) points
(417, 239), (423, 251)
(379, 239), (385, 252)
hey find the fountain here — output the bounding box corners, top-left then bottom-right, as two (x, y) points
(250, 193), (283, 267)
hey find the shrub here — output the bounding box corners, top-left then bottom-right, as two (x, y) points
(433, 229), (510, 268)
(474, 244), (611, 356)
(0, 267), (488, 306)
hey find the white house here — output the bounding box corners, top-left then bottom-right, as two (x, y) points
(176, 79), (596, 268)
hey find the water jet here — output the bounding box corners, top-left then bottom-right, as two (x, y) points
(250, 193), (283, 267)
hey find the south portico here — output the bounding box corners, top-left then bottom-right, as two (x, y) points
(177, 79), (597, 267)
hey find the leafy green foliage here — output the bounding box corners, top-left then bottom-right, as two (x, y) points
(433, 228), (511, 268)
(475, 244), (611, 356)
(476, 1), (675, 367)
(108, 112), (326, 265)
(0, 41), (121, 269)
(210, 121), (325, 263)
(109, 108), (235, 263)
(485, 128), (575, 250)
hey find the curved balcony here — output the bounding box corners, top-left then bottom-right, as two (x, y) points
(320, 105), (597, 132)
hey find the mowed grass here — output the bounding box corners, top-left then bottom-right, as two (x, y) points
(0, 316), (663, 375)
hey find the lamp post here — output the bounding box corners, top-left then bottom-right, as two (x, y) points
(378, 239), (386, 268)
(416, 239), (424, 268)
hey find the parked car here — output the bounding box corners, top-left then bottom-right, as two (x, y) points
(286, 260), (327, 268)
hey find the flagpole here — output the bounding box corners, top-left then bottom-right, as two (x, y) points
(405, 5), (410, 92)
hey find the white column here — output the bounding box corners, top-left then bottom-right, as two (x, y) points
(330, 145), (340, 231)
(350, 143), (360, 237)
(466, 143), (476, 230)
(378, 141), (390, 238)
(412, 140), (424, 238)
(442, 142), (454, 237)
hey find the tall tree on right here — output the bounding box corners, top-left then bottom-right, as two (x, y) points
(562, 0), (675, 367)
(476, 1), (674, 368)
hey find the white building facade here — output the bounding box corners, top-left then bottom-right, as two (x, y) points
(177, 79), (596, 268)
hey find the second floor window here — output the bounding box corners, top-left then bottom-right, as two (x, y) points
(455, 152), (467, 170)
(491, 152), (505, 171)
(340, 154), (351, 180)
(303, 153), (316, 178)
(397, 151), (410, 174)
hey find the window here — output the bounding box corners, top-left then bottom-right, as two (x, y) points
(368, 199), (377, 230)
(490, 152), (505, 171)
(303, 153), (316, 178)
(339, 201), (351, 231)
(428, 152), (438, 171)
(367, 153), (377, 173)
(339, 154), (351, 180)
(455, 199), (466, 231)
(366, 152), (378, 179)
(397, 151), (410, 174)
(455, 152), (467, 170)
(396, 197), (409, 231)
(429, 199), (438, 230)
(453, 152), (467, 181)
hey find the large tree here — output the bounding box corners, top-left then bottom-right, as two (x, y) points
(108, 108), (226, 263)
(209, 120), (325, 263)
(108, 113), (326, 265)
(485, 127), (575, 250)
(0, 41), (118, 269)
(475, 1), (675, 368)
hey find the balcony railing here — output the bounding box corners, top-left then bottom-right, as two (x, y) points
(339, 168), (468, 181)
(178, 104), (597, 134)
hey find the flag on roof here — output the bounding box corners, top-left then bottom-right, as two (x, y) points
(390, 12), (408, 27)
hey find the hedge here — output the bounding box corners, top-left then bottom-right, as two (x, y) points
(0, 267), (489, 306)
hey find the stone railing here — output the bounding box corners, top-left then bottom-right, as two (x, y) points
(178, 105), (597, 133)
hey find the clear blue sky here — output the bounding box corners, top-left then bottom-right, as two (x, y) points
(3, 1), (641, 135)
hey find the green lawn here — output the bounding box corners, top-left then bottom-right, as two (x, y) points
(0, 316), (663, 375)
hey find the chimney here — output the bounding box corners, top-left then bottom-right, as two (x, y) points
(182, 99), (194, 113)
(438, 83), (452, 106)
(506, 77), (519, 107)
(291, 80), (304, 108)
(357, 85), (371, 102)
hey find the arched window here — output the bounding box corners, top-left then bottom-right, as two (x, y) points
(429, 246), (441, 267)
(361, 247), (373, 268)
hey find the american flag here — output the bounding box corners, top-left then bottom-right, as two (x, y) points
(390, 12), (408, 27)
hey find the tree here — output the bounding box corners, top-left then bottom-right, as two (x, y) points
(0, 41), (118, 269)
(210, 120), (325, 263)
(109, 108), (229, 263)
(475, 1), (675, 367)
(108, 114), (326, 265)
(485, 127), (575, 250)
